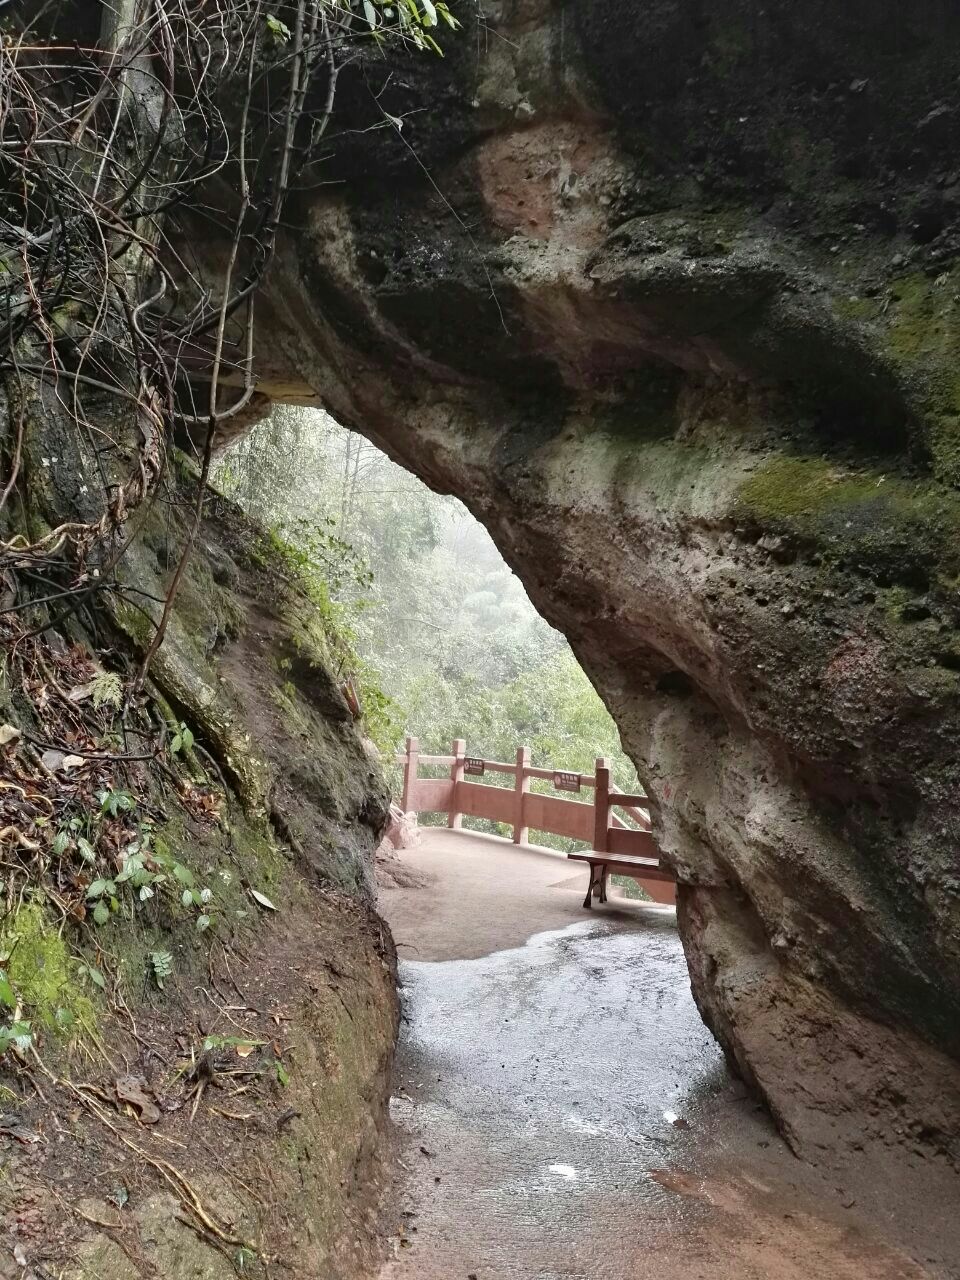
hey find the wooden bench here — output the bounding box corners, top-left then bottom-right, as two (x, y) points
(568, 852), (676, 908)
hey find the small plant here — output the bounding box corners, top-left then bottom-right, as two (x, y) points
(150, 951), (174, 990)
(98, 788), (136, 818)
(169, 721), (194, 755)
(85, 878), (117, 926)
(90, 672), (123, 710)
(235, 1245), (258, 1274)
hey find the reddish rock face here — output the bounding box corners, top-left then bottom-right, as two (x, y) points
(239, 0), (960, 1170)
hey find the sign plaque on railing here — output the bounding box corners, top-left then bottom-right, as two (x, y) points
(553, 770), (581, 793)
(464, 757), (485, 777)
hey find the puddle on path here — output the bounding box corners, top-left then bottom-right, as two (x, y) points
(381, 916), (730, 1277)
(380, 913), (939, 1280)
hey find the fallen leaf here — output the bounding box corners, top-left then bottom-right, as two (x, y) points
(236, 1043), (256, 1059)
(115, 1075), (161, 1125)
(62, 754), (87, 770)
(0, 725), (20, 747)
(41, 750), (64, 772)
(249, 889), (277, 911)
(68, 680), (96, 703)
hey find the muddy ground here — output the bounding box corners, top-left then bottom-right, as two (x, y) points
(375, 829), (960, 1280)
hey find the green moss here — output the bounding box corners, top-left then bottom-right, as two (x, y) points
(832, 294), (879, 323)
(176, 555), (246, 651)
(1, 901), (95, 1034)
(737, 455), (879, 519)
(737, 453), (960, 587)
(881, 270), (960, 484)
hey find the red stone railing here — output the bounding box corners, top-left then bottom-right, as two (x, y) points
(396, 736), (659, 860)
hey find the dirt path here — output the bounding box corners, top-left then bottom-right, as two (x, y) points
(375, 830), (953, 1279)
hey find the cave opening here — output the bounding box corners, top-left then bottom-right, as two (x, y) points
(210, 404), (824, 1273)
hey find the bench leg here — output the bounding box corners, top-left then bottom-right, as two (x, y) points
(583, 863), (599, 909)
(599, 866), (610, 904)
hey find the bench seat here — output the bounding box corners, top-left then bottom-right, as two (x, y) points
(568, 851), (676, 908)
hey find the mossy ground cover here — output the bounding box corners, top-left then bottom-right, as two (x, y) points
(0, 436), (395, 1279)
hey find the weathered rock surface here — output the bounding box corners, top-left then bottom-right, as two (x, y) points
(243, 0), (960, 1167)
(1, 407), (397, 1275)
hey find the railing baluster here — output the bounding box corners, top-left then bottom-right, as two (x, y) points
(401, 735), (419, 813)
(448, 738), (466, 829)
(513, 745), (530, 845)
(593, 756), (611, 853)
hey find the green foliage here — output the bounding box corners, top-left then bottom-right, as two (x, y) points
(98, 787), (136, 818)
(52, 790), (221, 934)
(216, 406), (640, 829)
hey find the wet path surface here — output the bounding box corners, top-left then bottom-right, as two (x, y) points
(377, 832), (938, 1279)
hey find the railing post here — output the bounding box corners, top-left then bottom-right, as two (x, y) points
(448, 738), (466, 829)
(401, 735), (419, 813)
(513, 745), (530, 844)
(593, 756), (610, 852)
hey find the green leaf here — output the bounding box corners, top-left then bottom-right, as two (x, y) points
(196, 914), (211, 932)
(116, 854), (143, 884)
(181, 727), (194, 751)
(420, 0), (437, 23)
(77, 837), (96, 864)
(86, 965), (106, 990)
(0, 971), (16, 1010)
(170, 734), (182, 754)
(93, 901), (110, 926)
(275, 1061), (290, 1086)
(10, 1022), (32, 1053)
(265, 13), (291, 42)
(173, 864), (195, 888)
(435, 1), (460, 27)
(87, 879), (109, 899)
(52, 831), (70, 856)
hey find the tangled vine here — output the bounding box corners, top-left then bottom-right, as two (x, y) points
(0, 0), (458, 681)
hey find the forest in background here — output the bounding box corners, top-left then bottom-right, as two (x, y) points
(215, 407), (641, 844)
